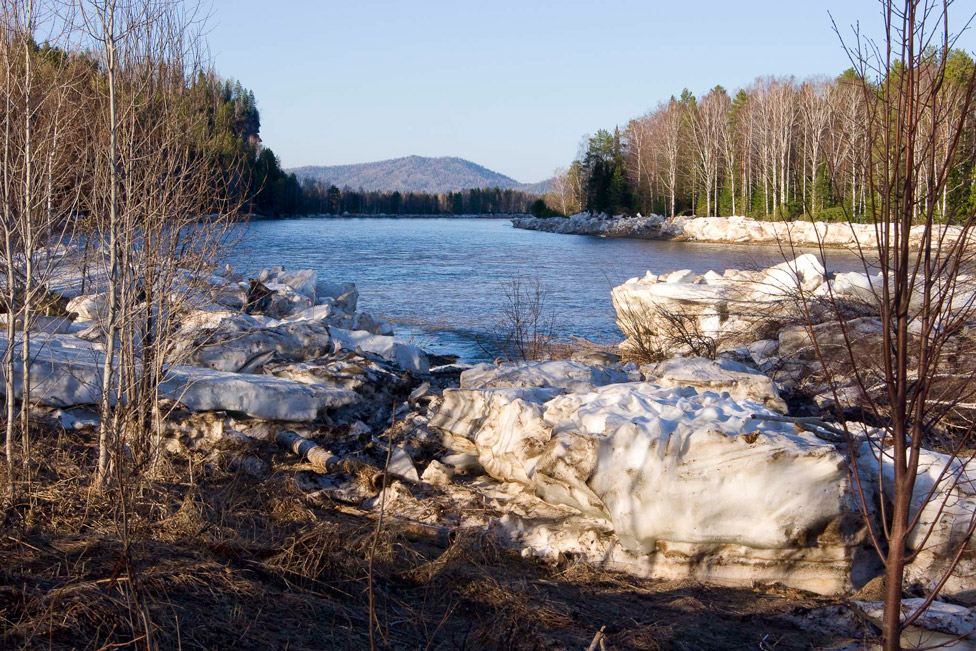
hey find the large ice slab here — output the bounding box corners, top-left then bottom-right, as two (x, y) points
(430, 381), (867, 594)
(0, 333), (357, 422)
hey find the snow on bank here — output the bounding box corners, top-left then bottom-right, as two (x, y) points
(511, 212), (671, 238)
(0, 332), (359, 421)
(610, 253), (832, 357)
(610, 251), (976, 359)
(514, 213), (974, 249)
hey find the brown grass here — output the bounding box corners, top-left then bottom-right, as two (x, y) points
(0, 423), (873, 650)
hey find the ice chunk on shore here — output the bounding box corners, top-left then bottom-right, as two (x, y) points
(460, 360), (636, 393)
(430, 382), (865, 594)
(640, 357), (787, 413)
(329, 327), (429, 374)
(853, 599), (976, 649)
(257, 267), (318, 301)
(176, 319), (335, 373)
(0, 333), (357, 422)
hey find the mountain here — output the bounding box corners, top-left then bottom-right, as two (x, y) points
(288, 156), (551, 194)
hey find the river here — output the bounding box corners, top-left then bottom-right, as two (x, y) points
(230, 217), (862, 362)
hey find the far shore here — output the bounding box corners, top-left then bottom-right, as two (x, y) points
(246, 212), (522, 221)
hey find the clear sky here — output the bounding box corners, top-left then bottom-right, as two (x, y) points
(206, 0), (976, 183)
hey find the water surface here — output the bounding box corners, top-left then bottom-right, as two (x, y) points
(230, 217), (861, 361)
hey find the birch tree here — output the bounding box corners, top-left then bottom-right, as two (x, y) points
(77, 0), (239, 485)
(799, 78), (833, 213)
(0, 0), (81, 500)
(693, 86), (729, 217)
(660, 98), (682, 218)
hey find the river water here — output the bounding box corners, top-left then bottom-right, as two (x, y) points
(230, 217), (861, 362)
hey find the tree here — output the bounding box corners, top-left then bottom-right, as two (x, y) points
(796, 2), (976, 649)
(724, 89), (749, 215)
(660, 98), (683, 217)
(693, 85), (729, 217)
(544, 166), (579, 216)
(560, 45), (976, 223)
(1, 0), (83, 500)
(625, 114), (653, 214)
(77, 0), (241, 486)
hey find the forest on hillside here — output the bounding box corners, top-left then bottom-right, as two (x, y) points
(296, 182), (539, 215)
(544, 51), (976, 222)
(0, 38), (302, 219)
(0, 36), (544, 220)
(290, 155), (550, 194)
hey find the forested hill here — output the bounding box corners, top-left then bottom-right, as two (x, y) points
(290, 155), (551, 193)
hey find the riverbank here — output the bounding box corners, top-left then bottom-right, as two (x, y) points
(513, 212), (973, 249)
(6, 247), (976, 647)
(2, 419), (862, 650)
(0, 251), (871, 649)
(248, 212), (521, 221)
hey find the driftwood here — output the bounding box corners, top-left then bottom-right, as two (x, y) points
(276, 430), (341, 472)
(586, 625), (607, 651)
(278, 430), (401, 492)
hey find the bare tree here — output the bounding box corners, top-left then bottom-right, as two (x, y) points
(798, 78), (834, 214)
(625, 113), (652, 214)
(693, 86), (729, 217)
(722, 91), (744, 216)
(545, 166), (580, 216)
(75, 0), (240, 485)
(660, 98), (683, 218)
(794, 3), (976, 648)
(751, 78), (777, 215)
(0, 0), (81, 500)
(496, 274), (555, 362)
(754, 77), (798, 214)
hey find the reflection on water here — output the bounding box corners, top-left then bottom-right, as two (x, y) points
(229, 217), (863, 362)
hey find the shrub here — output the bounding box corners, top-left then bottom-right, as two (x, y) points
(529, 199), (561, 218)
(814, 205), (853, 222)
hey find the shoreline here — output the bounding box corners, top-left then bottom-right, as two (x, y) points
(246, 212), (522, 221)
(512, 213), (972, 250)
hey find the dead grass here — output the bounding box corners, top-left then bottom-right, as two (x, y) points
(0, 424), (871, 650)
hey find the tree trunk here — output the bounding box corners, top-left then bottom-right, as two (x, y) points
(20, 23), (33, 478)
(2, 28), (15, 503)
(97, 8), (120, 487)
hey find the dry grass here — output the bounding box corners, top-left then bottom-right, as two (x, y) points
(0, 423), (871, 650)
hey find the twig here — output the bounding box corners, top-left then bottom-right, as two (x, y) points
(368, 398), (397, 651)
(586, 625), (606, 651)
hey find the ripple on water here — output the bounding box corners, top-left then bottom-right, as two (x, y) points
(228, 217), (863, 362)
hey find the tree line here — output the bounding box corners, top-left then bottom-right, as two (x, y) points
(190, 72), (303, 216)
(294, 181), (539, 216)
(0, 37), (298, 219)
(544, 51), (976, 221)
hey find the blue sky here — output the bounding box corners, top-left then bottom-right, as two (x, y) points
(207, 0), (976, 182)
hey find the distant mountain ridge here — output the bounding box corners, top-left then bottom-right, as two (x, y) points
(288, 155), (551, 194)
